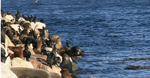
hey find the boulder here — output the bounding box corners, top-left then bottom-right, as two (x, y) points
(5, 34), (15, 47)
(11, 57), (34, 68)
(72, 62), (78, 72)
(50, 35), (62, 50)
(18, 17), (26, 23)
(5, 14), (15, 22)
(1, 62), (18, 78)
(10, 24), (24, 34)
(36, 38), (43, 52)
(29, 57), (62, 76)
(30, 22), (46, 30)
(28, 44), (36, 54)
(2, 14), (15, 23)
(1, 17), (11, 23)
(1, 44), (13, 68)
(11, 67), (61, 78)
(34, 25), (40, 38)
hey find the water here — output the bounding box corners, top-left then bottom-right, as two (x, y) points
(2, 0), (150, 78)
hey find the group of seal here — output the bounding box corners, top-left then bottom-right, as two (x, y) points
(1, 9), (85, 78)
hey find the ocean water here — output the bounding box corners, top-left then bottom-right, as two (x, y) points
(1, 0), (150, 78)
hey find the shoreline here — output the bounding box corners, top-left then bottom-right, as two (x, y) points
(1, 9), (85, 78)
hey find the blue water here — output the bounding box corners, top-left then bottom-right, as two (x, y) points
(2, 0), (150, 78)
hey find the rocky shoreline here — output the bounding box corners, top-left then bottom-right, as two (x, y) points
(1, 9), (85, 78)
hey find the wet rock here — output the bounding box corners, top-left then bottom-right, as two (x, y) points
(72, 62), (78, 72)
(122, 58), (150, 61)
(125, 65), (150, 70)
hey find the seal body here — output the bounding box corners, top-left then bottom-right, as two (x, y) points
(60, 53), (72, 73)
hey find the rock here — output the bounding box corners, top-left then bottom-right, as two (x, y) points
(61, 69), (72, 78)
(10, 24), (24, 33)
(34, 25), (40, 38)
(29, 57), (62, 76)
(1, 62), (18, 78)
(11, 57), (34, 68)
(30, 22), (46, 30)
(2, 14), (15, 23)
(36, 37), (43, 52)
(50, 35), (62, 50)
(11, 67), (61, 78)
(5, 57), (11, 69)
(5, 14), (15, 22)
(1, 17), (11, 23)
(5, 34), (15, 47)
(28, 44), (35, 54)
(18, 17), (26, 23)
(31, 54), (47, 60)
(72, 62), (78, 72)
(1, 44), (12, 68)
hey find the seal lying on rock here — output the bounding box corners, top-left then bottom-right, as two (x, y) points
(11, 67), (61, 78)
(60, 53), (73, 73)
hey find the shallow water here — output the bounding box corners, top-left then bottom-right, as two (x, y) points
(2, 0), (150, 78)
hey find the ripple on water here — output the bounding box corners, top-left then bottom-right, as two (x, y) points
(2, 0), (150, 77)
